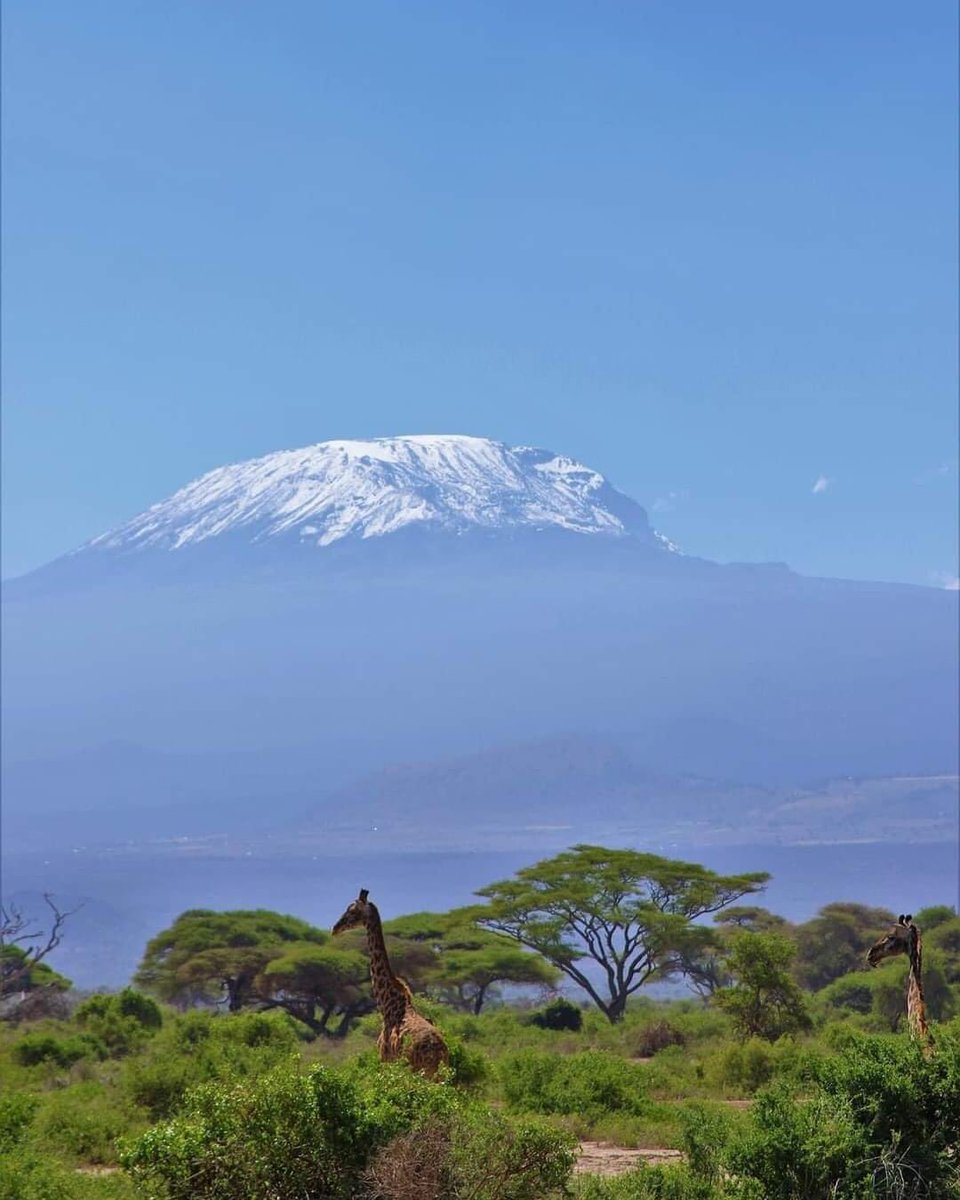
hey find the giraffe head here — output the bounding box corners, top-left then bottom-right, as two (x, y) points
(332, 888), (373, 936)
(867, 914), (919, 968)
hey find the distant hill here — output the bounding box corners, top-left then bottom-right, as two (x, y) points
(288, 735), (957, 854)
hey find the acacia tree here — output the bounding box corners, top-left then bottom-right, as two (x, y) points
(134, 909), (432, 1038)
(676, 906), (795, 998)
(135, 910), (328, 1012)
(257, 941), (371, 1036)
(1, 895), (76, 1017)
(475, 845), (768, 1022)
(384, 910), (559, 1014)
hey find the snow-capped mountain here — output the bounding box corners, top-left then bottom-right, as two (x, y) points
(82, 435), (673, 556)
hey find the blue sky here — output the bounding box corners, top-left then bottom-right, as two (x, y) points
(3, 1), (957, 585)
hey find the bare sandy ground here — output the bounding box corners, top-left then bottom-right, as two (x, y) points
(574, 1142), (684, 1176)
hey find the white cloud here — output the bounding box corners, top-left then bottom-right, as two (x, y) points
(932, 572), (960, 591)
(811, 475), (831, 494)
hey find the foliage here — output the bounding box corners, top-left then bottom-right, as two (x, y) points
(32, 1082), (142, 1166)
(725, 1031), (960, 1198)
(925, 915), (960, 982)
(706, 1037), (802, 1096)
(0, 945), (72, 995)
(135, 909), (386, 1037)
(134, 908), (327, 1010)
(73, 988), (163, 1056)
(821, 953), (956, 1032)
(530, 997), (584, 1031)
(912, 905), (957, 932)
(122, 1059), (575, 1200)
(476, 845), (768, 1021)
(792, 903), (895, 991)
(257, 940), (371, 1035)
(367, 1108), (575, 1200)
(121, 1009), (302, 1118)
(13, 1032), (106, 1068)
(714, 933), (810, 1041)
(384, 909), (560, 1014)
(0, 1092), (40, 1152)
(572, 1165), (721, 1199)
(498, 1049), (648, 1118)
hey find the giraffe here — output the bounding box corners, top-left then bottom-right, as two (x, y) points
(332, 888), (449, 1078)
(866, 914), (932, 1052)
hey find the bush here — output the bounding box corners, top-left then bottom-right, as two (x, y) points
(725, 1031), (960, 1198)
(499, 1050), (648, 1118)
(708, 1038), (777, 1095)
(121, 1009), (301, 1117)
(529, 998), (583, 1032)
(0, 1148), (74, 1200)
(630, 1021), (686, 1058)
(13, 1032), (106, 1069)
(0, 1093), (39, 1152)
(74, 988), (163, 1058)
(572, 1164), (722, 1199)
(366, 1108), (575, 1200)
(32, 1083), (141, 1166)
(122, 1064), (376, 1200)
(445, 1034), (489, 1088)
(122, 1056), (575, 1200)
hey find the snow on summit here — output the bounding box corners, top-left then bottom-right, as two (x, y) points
(86, 434), (666, 554)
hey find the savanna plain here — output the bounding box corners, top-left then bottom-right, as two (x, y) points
(2, 844), (959, 1200)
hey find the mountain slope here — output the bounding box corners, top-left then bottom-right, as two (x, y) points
(79, 435), (669, 557)
(3, 433), (956, 810)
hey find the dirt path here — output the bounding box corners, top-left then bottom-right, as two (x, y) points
(574, 1142), (683, 1176)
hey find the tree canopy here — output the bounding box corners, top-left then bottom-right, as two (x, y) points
(714, 931), (811, 1040)
(475, 844), (768, 1021)
(792, 902), (896, 991)
(383, 909), (559, 1013)
(135, 909), (326, 1011)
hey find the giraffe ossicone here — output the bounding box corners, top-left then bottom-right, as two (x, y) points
(332, 887), (449, 1078)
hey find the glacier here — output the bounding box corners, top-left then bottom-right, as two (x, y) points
(81, 434), (671, 555)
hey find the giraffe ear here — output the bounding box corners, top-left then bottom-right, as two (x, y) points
(358, 888), (369, 903)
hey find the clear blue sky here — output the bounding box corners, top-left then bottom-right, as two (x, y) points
(3, 1), (957, 584)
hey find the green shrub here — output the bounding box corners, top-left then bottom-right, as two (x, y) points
(13, 1032), (106, 1069)
(445, 1034), (489, 1088)
(121, 1009), (300, 1117)
(0, 1093), (39, 1152)
(32, 1083), (142, 1166)
(725, 1031), (960, 1198)
(572, 1162), (722, 1199)
(530, 998), (584, 1032)
(499, 1050), (648, 1118)
(122, 1064), (373, 1200)
(0, 1147), (74, 1200)
(73, 989), (163, 1058)
(122, 1055), (575, 1200)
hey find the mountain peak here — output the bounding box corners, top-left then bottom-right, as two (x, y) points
(82, 434), (672, 556)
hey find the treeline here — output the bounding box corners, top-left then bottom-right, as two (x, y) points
(7, 845), (958, 1043)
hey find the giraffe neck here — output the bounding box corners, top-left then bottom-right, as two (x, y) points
(906, 933), (931, 1045)
(363, 903), (409, 1024)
